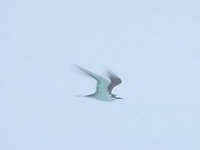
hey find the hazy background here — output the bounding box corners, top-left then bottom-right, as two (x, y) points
(0, 0), (200, 150)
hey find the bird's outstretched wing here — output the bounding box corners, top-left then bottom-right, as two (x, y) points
(75, 65), (110, 95)
(107, 70), (122, 94)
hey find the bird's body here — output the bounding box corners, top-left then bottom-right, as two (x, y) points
(85, 93), (117, 101)
(76, 65), (122, 102)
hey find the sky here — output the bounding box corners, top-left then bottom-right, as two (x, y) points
(0, 0), (200, 150)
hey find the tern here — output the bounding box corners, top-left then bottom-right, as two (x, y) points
(76, 65), (122, 101)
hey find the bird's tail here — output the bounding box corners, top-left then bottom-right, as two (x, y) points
(76, 95), (85, 97)
(76, 95), (89, 97)
(76, 94), (93, 98)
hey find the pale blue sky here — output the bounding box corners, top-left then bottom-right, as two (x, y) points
(0, 0), (200, 150)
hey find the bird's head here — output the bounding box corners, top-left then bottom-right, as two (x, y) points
(112, 94), (123, 99)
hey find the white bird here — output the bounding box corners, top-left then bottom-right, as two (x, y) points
(76, 65), (122, 102)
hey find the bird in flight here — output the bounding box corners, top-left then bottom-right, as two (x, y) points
(75, 65), (122, 102)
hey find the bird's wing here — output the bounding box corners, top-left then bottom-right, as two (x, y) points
(107, 70), (122, 94)
(76, 65), (110, 95)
